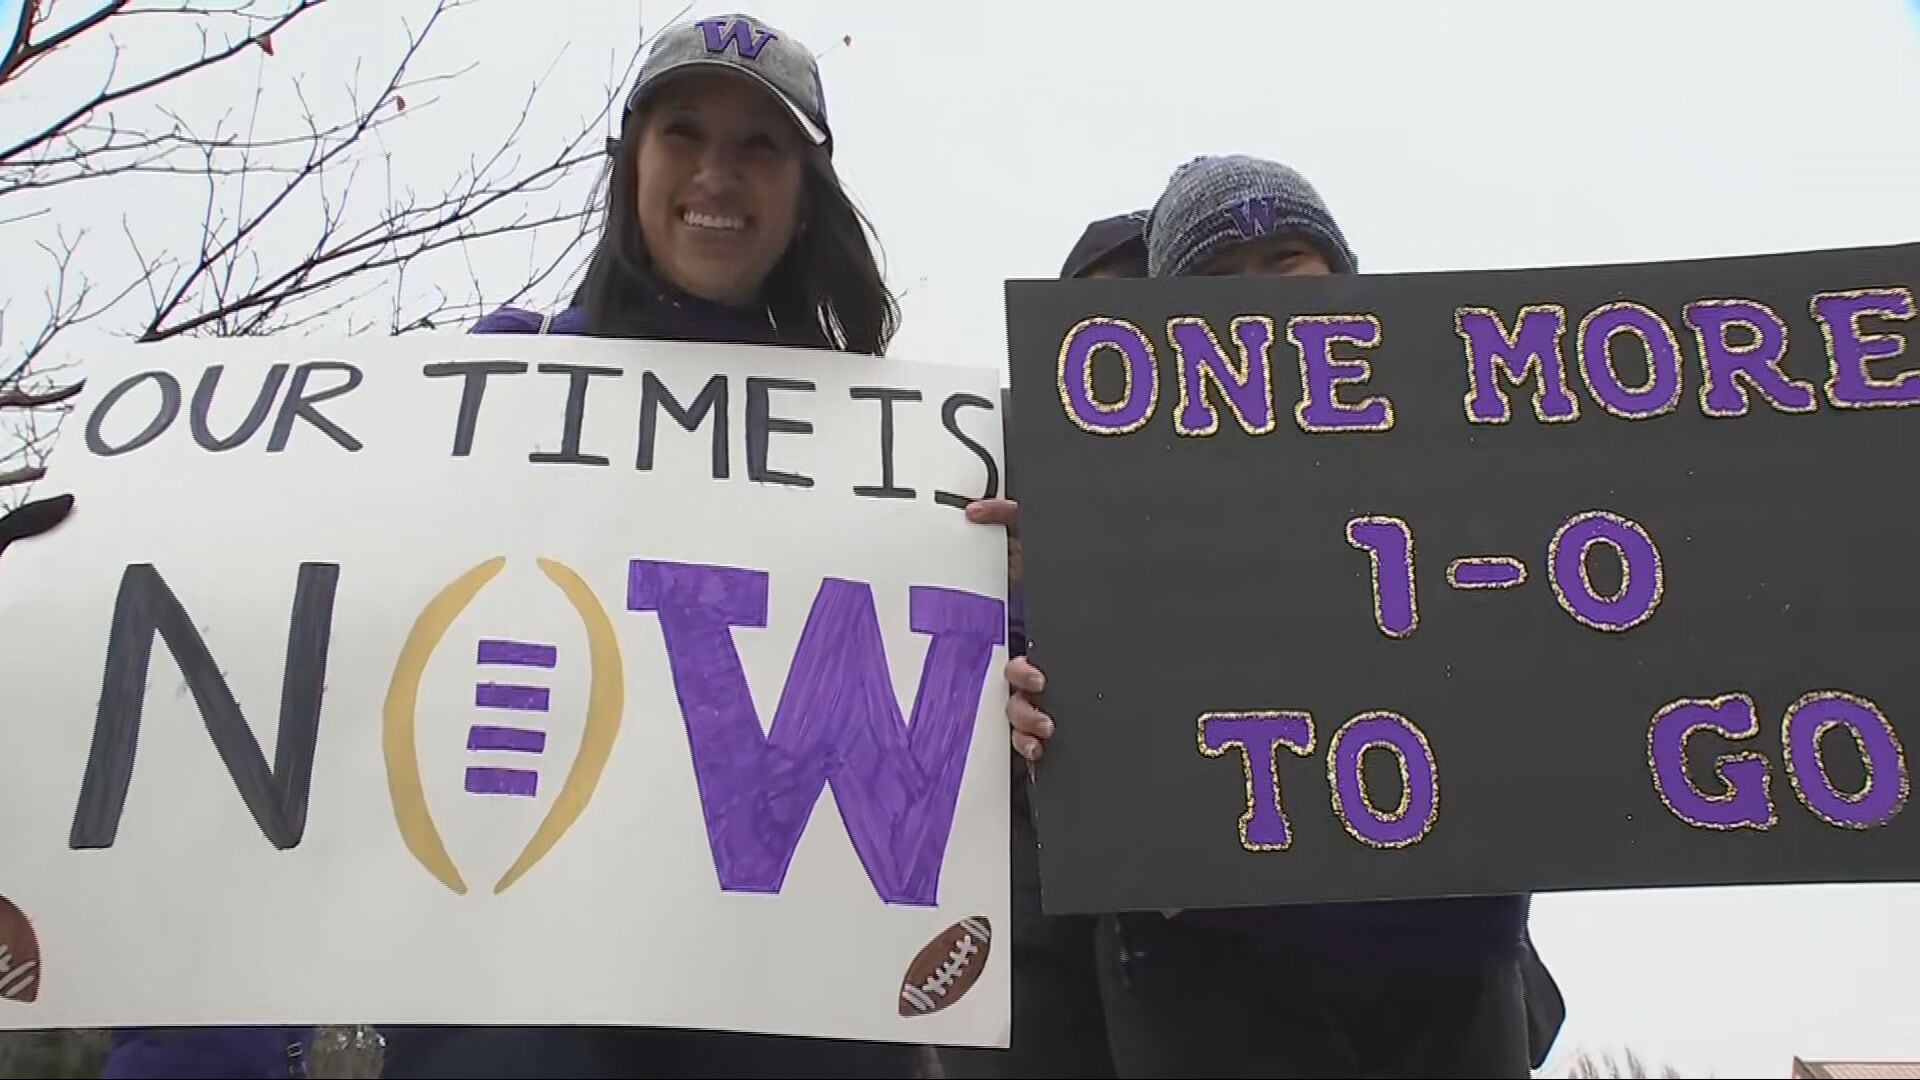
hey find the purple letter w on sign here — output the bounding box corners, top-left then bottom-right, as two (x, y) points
(628, 561), (1006, 907)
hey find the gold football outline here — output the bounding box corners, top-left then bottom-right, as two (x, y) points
(383, 557), (625, 895)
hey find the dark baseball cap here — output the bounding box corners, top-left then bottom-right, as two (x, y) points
(623, 14), (832, 152)
(1060, 211), (1148, 279)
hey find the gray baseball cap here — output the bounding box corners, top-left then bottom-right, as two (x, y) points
(1146, 154), (1357, 278)
(623, 14), (831, 152)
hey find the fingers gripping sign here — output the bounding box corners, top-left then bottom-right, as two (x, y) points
(964, 497), (1021, 587)
(1005, 656), (1051, 763)
(967, 497), (1051, 762)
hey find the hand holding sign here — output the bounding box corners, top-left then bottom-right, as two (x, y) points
(964, 497), (1051, 762)
(1003, 657), (1049, 763)
(964, 497), (1021, 586)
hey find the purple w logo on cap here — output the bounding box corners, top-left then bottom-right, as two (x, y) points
(698, 16), (776, 59)
(1226, 195), (1282, 240)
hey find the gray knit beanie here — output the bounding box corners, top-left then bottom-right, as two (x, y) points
(1145, 154), (1357, 278)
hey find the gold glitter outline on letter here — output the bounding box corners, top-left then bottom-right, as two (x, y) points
(1346, 514), (1417, 639)
(1168, 315), (1278, 438)
(1810, 286), (1920, 410)
(1326, 710), (1438, 850)
(1196, 710), (1316, 852)
(1454, 304), (1578, 425)
(1780, 689), (1908, 831)
(1054, 316), (1158, 435)
(1682, 298), (1814, 418)
(1286, 313), (1394, 434)
(1645, 693), (1776, 831)
(1445, 556), (1527, 591)
(1546, 510), (1664, 633)
(1575, 301), (1685, 421)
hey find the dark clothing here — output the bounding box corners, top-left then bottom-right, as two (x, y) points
(100, 1027), (312, 1079)
(470, 279), (785, 346)
(591, 1027), (922, 1079)
(377, 1027), (609, 1079)
(1094, 912), (1530, 1079)
(1523, 933), (1567, 1068)
(1174, 893), (1529, 962)
(380, 1026), (918, 1080)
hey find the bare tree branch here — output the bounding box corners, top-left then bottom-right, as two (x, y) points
(0, 383), (84, 408)
(0, 0), (331, 173)
(0, 0), (751, 507)
(121, 0), (642, 342)
(0, 0), (665, 504)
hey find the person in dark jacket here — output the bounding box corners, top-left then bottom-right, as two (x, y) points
(379, 12), (917, 1080)
(996, 154), (1535, 1079)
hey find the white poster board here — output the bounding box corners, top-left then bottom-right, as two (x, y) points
(0, 331), (1012, 1050)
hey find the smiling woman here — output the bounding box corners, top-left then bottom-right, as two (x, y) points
(547, 11), (899, 355)
(630, 73), (807, 308)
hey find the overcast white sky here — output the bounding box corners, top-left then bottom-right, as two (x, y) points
(9, 0), (1920, 1075)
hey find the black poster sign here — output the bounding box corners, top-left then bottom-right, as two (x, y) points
(1004, 241), (1920, 916)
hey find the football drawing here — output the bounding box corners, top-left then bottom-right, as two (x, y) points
(0, 893), (39, 1003)
(898, 916), (992, 1017)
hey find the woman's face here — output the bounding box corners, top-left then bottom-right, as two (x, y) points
(633, 72), (807, 306)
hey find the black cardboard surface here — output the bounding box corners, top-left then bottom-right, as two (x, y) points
(1005, 241), (1920, 915)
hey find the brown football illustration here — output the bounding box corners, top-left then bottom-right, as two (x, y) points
(898, 916), (992, 1017)
(0, 893), (38, 1003)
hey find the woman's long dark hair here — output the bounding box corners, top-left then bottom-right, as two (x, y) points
(571, 102), (900, 356)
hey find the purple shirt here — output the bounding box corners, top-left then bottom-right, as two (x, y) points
(101, 1027), (310, 1079)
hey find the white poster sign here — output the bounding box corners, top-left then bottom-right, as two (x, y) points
(0, 332), (1012, 1050)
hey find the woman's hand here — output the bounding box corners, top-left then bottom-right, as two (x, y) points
(963, 497), (1021, 586)
(1004, 654), (1051, 762)
(966, 496), (1052, 762)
